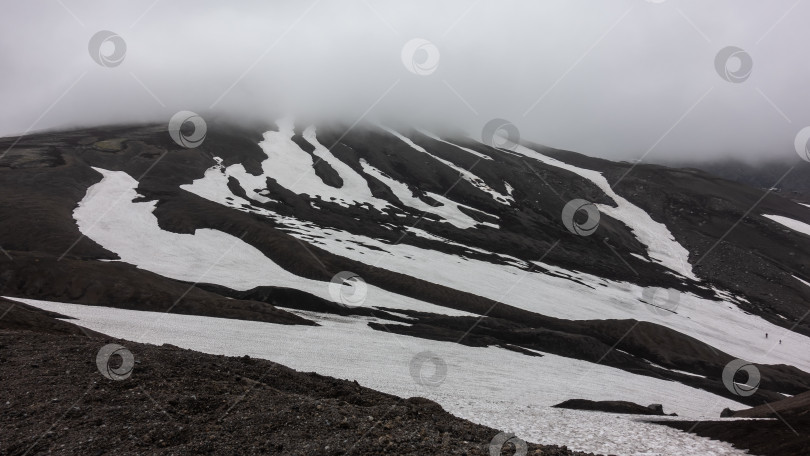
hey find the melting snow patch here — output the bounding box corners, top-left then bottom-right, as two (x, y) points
(629, 253), (650, 262)
(360, 159), (493, 229)
(506, 142), (697, 281)
(762, 214), (810, 237)
(384, 127), (512, 205)
(417, 129), (493, 161)
(794, 275), (810, 289)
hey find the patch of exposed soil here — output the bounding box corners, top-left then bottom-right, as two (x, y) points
(552, 399), (673, 416)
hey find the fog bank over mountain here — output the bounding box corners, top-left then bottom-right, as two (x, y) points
(2, 0), (809, 162)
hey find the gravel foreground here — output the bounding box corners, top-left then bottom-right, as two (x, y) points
(0, 330), (599, 456)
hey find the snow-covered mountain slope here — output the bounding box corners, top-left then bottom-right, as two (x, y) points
(81, 166), (810, 375)
(1, 120), (810, 455)
(76, 167), (474, 317)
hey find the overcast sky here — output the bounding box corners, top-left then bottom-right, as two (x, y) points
(1, 0), (808, 162)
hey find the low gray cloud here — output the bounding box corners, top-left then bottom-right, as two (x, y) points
(1, 0), (808, 163)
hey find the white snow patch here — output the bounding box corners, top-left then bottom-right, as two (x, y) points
(360, 159), (494, 229)
(13, 298), (748, 456)
(629, 253), (650, 263)
(504, 181), (515, 197)
(416, 129), (493, 161)
(669, 369), (707, 379)
(301, 125), (389, 210)
(794, 275), (810, 289)
(762, 214), (810, 237)
(243, 118), (390, 209)
(506, 142), (697, 281)
(384, 127), (512, 205)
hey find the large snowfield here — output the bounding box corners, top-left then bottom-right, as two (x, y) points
(11, 297), (751, 456)
(57, 126), (810, 455)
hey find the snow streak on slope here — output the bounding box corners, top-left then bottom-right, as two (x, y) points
(794, 276), (810, 292)
(763, 214), (810, 237)
(77, 168), (475, 317)
(417, 129), (493, 161)
(383, 127), (513, 205)
(359, 159), (493, 229)
(508, 142), (698, 281)
(301, 125), (390, 209)
(255, 118), (389, 209)
(178, 163), (810, 374)
(14, 298), (749, 456)
(188, 120), (504, 229)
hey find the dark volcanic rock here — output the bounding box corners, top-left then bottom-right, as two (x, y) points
(553, 399), (669, 416)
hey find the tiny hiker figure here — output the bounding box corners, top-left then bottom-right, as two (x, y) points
(766, 333), (768, 338)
